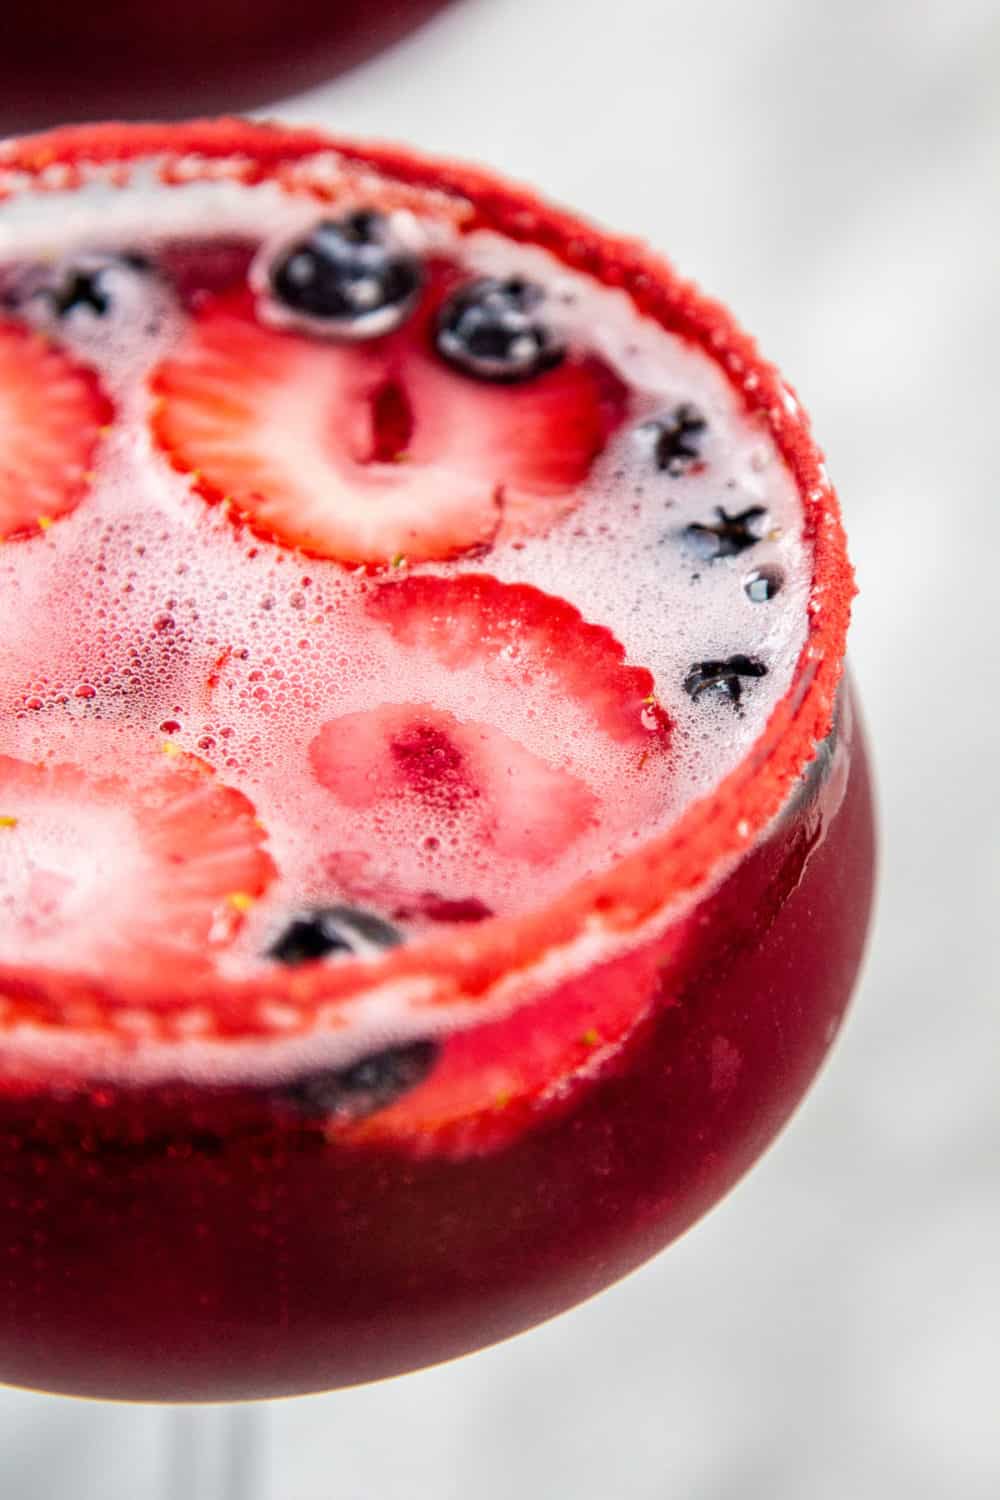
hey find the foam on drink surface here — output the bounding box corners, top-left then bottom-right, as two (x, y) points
(0, 170), (811, 991)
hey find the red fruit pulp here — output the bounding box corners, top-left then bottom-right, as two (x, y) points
(0, 122), (874, 1400)
(0, 1), (454, 135)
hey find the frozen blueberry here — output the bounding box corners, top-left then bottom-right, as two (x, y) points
(435, 276), (565, 382)
(641, 404), (707, 475)
(684, 505), (768, 561)
(268, 211), (423, 337)
(744, 566), (783, 602)
(684, 655), (768, 709)
(278, 1040), (440, 1120)
(267, 905), (403, 965)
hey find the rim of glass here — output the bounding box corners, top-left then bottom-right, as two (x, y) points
(0, 119), (855, 1066)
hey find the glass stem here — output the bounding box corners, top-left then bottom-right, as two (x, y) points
(163, 1405), (266, 1500)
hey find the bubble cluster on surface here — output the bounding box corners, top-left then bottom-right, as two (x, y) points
(0, 170), (812, 986)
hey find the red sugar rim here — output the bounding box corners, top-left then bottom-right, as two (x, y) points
(0, 119), (854, 1051)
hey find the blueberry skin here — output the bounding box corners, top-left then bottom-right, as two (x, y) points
(641, 404), (708, 476)
(683, 505), (768, 562)
(684, 655), (768, 709)
(268, 211), (424, 338)
(277, 1040), (441, 1121)
(435, 276), (565, 382)
(744, 566), (783, 602)
(267, 905), (404, 966)
(30, 251), (153, 320)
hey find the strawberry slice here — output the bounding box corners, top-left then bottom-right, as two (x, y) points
(149, 283), (625, 565)
(0, 320), (112, 541)
(338, 939), (669, 1157)
(307, 576), (670, 921)
(311, 703), (598, 868)
(0, 750), (275, 984)
(367, 572), (670, 747)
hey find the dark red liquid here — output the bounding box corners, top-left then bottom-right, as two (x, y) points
(0, 0), (453, 135)
(0, 689), (874, 1400)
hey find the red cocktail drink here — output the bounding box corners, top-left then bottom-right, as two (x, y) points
(0, 122), (874, 1401)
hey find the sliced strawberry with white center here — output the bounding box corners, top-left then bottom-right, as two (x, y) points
(306, 575), (670, 923)
(0, 750), (275, 984)
(149, 284), (625, 565)
(0, 320), (112, 540)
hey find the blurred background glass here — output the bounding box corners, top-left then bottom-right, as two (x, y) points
(0, 0), (454, 132)
(1, 0), (997, 1495)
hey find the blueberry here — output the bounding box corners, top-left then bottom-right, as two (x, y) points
(277, 1040), (440, 1120)
(641, 404), (707, 475)
(684, 505), (768, 562)
(267, 905), (403, 965)
(44, 251), (152, 319)
(268, 211), (423, 338)
(684, 655), (768, 709)
(744, 566), (783, 602)
(435, 276), (565, 382)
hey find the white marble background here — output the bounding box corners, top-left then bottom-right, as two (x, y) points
(1, 0), (998, 1495)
